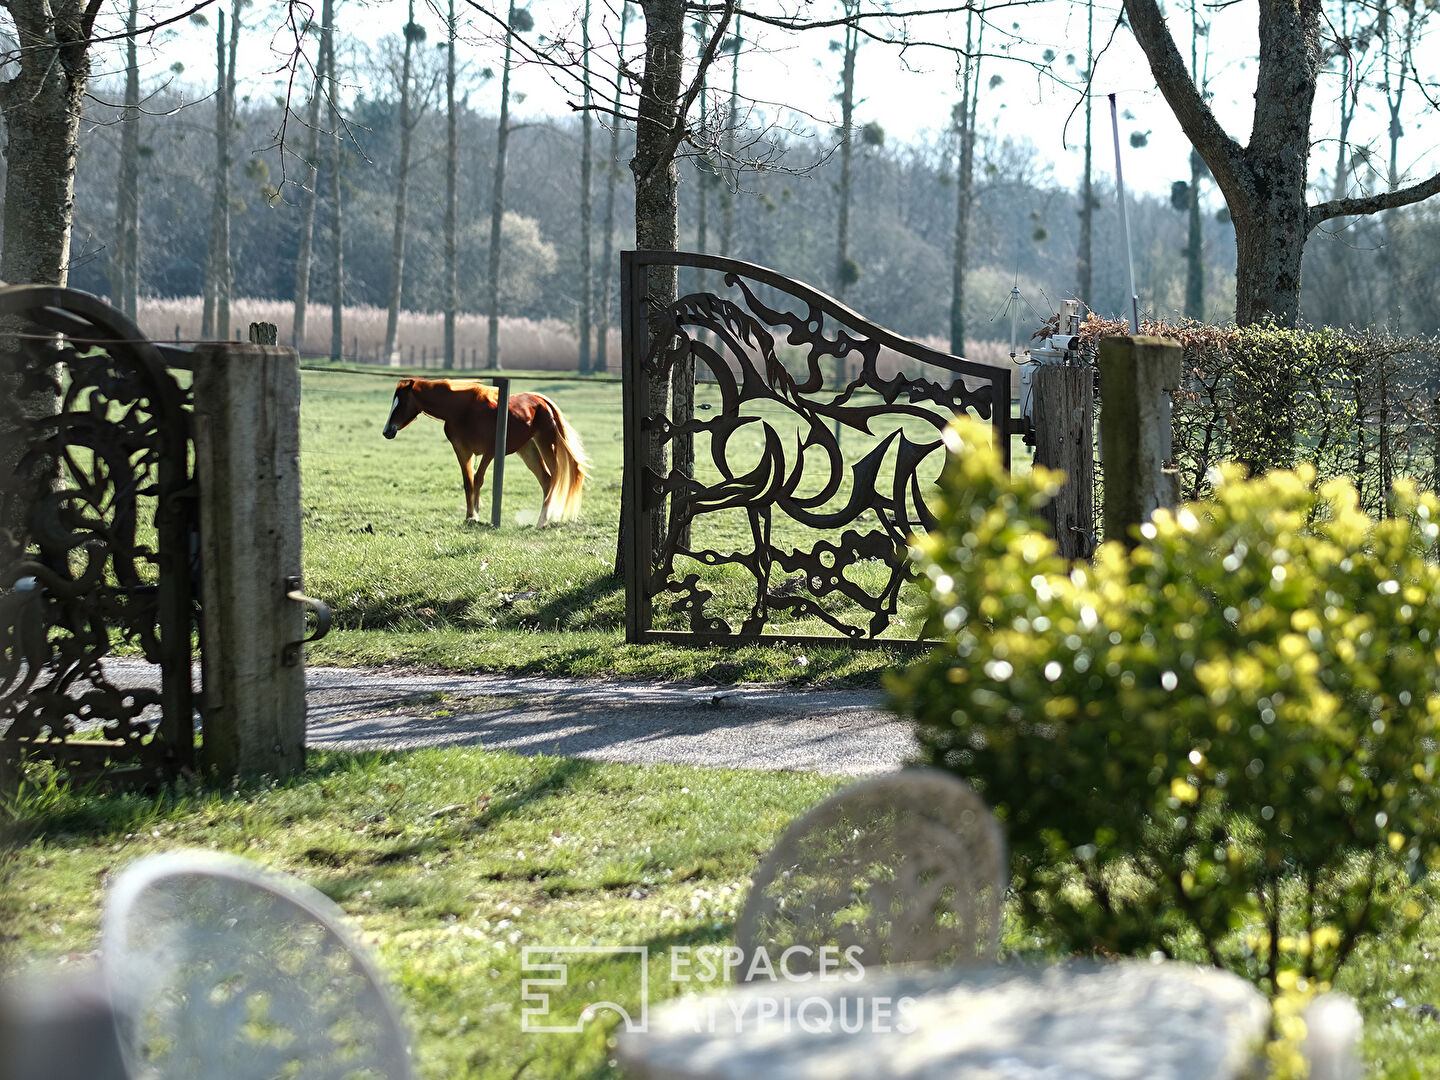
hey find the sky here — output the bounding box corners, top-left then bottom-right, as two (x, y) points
(100, 0), (1438, 204)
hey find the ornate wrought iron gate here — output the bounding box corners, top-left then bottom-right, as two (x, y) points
(1, 286), (198, 787)
(621, 252), (1012, 646)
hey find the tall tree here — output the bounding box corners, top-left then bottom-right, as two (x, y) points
(577, 0), (595, 373)
(384, 2), (426, 366)
(293, 0), (332, 352)
(833, 2), (860, 301)
(202, 10), (224, 339)
(949, 3), (983, 356)
(1378, 0), (1417, 327)
(1124, 0), (1440, 326)
(485, 1), (532, 370)
(620, 0), (732, 559)
(691, 8), (711, 279)
(1182, 0), (1207, 319)
(325, 0), (343, 361)
(719, 21), (740, 257)
(112, 0), (142, 319)
(593, 0), (632, 375)
(206, 0), (242, 342)
(444, 0), (459, 369)
(0, 0), (100, 289)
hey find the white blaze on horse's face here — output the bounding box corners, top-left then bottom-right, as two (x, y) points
(383, 395), (401, 439)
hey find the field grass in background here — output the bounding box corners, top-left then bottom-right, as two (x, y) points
(6, 749), (1440, 1079)
(298, 366), (1035, 682)
(298, 368), (936, 683)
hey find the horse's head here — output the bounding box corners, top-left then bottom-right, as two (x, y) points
(383, 380), (421, 439)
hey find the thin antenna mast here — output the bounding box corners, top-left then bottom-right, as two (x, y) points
(1108, 93), (1140, 333)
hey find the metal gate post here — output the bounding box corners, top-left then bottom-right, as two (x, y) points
(620, 252), (648, 643)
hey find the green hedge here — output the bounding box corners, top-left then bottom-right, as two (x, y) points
(1078, 318), (1440, 520)
(891, 418), (1440, 998)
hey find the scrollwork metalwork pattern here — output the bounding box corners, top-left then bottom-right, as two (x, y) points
(621, 252), (1010, 645)
(0, 286), (196, 785)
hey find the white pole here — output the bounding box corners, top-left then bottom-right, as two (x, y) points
(1108, 93), (1140, 333)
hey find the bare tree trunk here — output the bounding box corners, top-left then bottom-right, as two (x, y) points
(1183, 0), (1204, 319)
(630, 0), (693, 554)
(615, 0), (732, 570)
(594, 1), (630, 375)
(0, 0), (96, 512)
(485, 0), (518, 371)
(0, 0), (93, 289)
(1185, 150), (1203, 319)
(292, 15), (328, 352)
(384, 0), (420, 366)
(719, 21), (740, 257)
(215, 0), (241, 341)
(691, 7), (710, 292)
(949, 5), (982, 355)
(578, 0), (594, 374)
(202, 11), (225, 341)
(1125, 0), (1440, 327)
(325, 8), (342, 361)
(1075, 0), (1093, 308)
(834, 10), (858, 301)
(444, 0), (459, 369)
(112, 0), (141, 318)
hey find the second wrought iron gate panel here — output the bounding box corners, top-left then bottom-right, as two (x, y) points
(621, 251), (1011, 646)
(0, 286), (197, 786)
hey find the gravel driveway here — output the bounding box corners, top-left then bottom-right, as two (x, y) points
(104, 660), (918, 775)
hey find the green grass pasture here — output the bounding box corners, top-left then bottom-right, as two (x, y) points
(6, 749), (1440, 1079)
(297, 369), (954, 682)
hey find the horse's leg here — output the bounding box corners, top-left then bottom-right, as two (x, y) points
(516, 441), (553, 526)
(472, 453), (493, 522)
(453, 444), (478, 521)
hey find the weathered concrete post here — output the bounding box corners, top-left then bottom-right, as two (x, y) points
(1032, 364), (1095, 559)
(192, 336), (307, 777)
(1099, 335), (1181, 546)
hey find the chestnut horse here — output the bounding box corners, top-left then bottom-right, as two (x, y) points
(382, 378), (591, 525)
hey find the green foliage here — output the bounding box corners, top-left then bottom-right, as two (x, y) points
(838, 255), (861, 287)
(891, 418), (1440, 996)
(1079, 319), (1440, 517)
(1170, 322), (1439, 512)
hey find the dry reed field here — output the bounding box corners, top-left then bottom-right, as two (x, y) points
(136, 297), (1011, 374)
(137, 297), (621, 371)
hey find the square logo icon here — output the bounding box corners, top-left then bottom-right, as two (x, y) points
(521, 945), (649, 1033)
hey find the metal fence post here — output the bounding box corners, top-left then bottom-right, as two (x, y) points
(491, 376), (510, 527)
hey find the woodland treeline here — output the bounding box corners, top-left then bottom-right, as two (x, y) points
(44, 78), (1440, 357)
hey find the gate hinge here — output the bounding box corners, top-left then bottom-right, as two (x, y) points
(282, 575), (332, 666)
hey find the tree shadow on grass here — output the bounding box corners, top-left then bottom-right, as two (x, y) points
(512, 574), (624, 633)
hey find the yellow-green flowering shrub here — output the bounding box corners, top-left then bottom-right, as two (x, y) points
(890, 418), (1440, 995)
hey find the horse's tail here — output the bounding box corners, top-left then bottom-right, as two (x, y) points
(539, 395), (591, 522)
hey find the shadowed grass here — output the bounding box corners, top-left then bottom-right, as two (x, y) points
(2, 748), (844, 1080)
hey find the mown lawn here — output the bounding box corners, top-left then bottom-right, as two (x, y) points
(297, 366), (929, 684)
(5, 748), (1440, 1079)
(2, 749), (845, 1079)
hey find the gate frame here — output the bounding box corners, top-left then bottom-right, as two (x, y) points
(0, 285), (198, 787)
(620, 249), (1013, 648)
